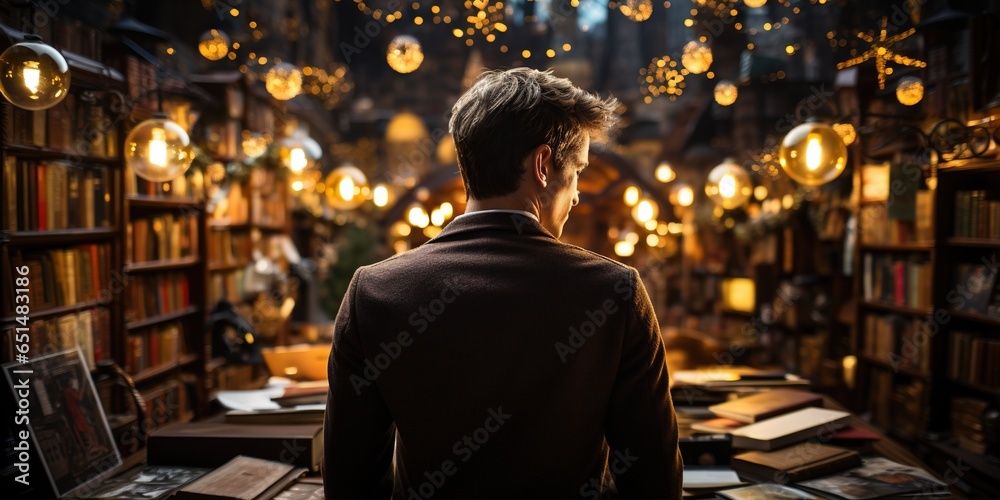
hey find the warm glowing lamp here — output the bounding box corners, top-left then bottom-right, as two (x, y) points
(743, 0), (767, 7)
(125, 115), (194, 182)
(632, 198), (659, 224)
(324, 164), (368, 209)
(0, 35), (70, 110)
(279, 132), (322, 172)
(779, 121), (848, 186)
(266, 62), (302, 100)
(614, 240), (635, 257)
(671, 184), (694, 207)
(624, 185), (640, 206)
(832, 123), (856, 146)
(386, 35), (424, 74)
(721, 277), (755, 313)
(372, 184), (391, 207)
(714, 80), (738, 106)
(896, 76), (924, 106)
(655, 161), (676, 183)
(198, 29), (230, 61)
(705, 159), (752, 210)
(406, 204), (429, 228)
(681, 41), (713, 74)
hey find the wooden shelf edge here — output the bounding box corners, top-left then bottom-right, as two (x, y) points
(0, 298), (112, 324)
(946, 237), (1000, 249)
(859, 301), (933, 316)
(2, 227), (118, 245)
(125, 306), (199, 330)
(208, 261), (249, 272)
(132, 354), (200, 384)
(126, 195), (204, 210)
(2, 143), (122, 165)
(859, 242), (934, 252)
(948, 309), (1000, 327)
(125, 256), (200, 273)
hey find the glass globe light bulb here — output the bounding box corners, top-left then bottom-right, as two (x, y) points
(681, 41), (713, 74)
(714, 80), (738, 106)
(125, 115), (193, 182)
(655, 162), (676, 183)
(671, 184), (695, 207)
(896, 76), (924, 106)
(632, 198), (659, 224)
(325, 164), (369, 209)
(198, 29), (230, 61)
(779, 122), (848, 186)
(386, 35), (424, 74)
(266, 63), (302, 100)
(624, 185), (640, 206)
(0, 35), (71, 110)
(705, 160), (752, 209)
(372, 184), (391, 208)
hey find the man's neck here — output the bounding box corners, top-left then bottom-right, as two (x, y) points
(464, 197), (540, 220)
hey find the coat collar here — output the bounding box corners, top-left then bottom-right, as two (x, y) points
(427, 211), (558, 243)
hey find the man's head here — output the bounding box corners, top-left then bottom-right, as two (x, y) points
(449, 68), (618, 237)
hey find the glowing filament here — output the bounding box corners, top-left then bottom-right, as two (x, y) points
(805, 137), (822, 171)
(290, 147), (308, 173)
(719, 174), (737, 199)
(149, 128), (168, 167)
(22, 60), (40, 95)
(373, 185), (389, 207)
(338, 176), (355, 201)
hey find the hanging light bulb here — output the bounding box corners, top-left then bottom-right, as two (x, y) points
(681, 41), (713, 74)
(125, 115), (194, 182)
(372, 184), (391, 208)
(705, 159), (752, 210)
(779, 121), (848, 186)
(324, 164), (369, 209)
(670, 183), (695, 207)
(655, 162), (676, 183)
(241, 131), (269, 159)
(714, 80), (738, 106)
(624, 185), (640, 206)
(614, 240), (635, 257)
(753, 185), (768, 201)
(265, 62), (302, 100)
(632, 198), (659, 224)
(279, 131), (321, 172)
(743, 0), (767, 7)
(896, 76), (924, 106)
(439, 202), (454, 219)
(406, 204), (429, 228)
(198, 29), (230, 61)
(386, 35), (424, 74)
(0, 35), (70, 110)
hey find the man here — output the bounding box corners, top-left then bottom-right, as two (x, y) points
(324, 68), (682, 499)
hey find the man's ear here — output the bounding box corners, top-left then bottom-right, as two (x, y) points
(529, 144), (553, 188)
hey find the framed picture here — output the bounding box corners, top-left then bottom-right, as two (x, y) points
(3, 348), (122, 498)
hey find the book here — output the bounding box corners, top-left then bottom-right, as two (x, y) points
(690, 418), (746, 434)
(224, 408), (325, 425)
(796, 457), (947, 500)
(81, 465), (210, 500)
(717, 483), (822, 500)
(709, 389), (823, 423)
(147, 422), (323, 471)
(682, 466), (746, 490)
(270, 380), (329, 407)
(173, 455), (306, 500)
(729, 408), (851, 451)
(732, 442), (862, 483)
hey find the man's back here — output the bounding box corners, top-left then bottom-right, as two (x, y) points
(324, 212), (682, 498)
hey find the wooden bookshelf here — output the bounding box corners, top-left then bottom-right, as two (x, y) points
(858, 301), (934, 317)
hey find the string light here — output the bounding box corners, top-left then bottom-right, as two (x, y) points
(714, 80), (738, 106)
(681, 41), (713, 74)
(387, 35), (424, 73)
(265, 63), (302, 100)
(896, 76), (924, 106)
(836, 17), (926, 90)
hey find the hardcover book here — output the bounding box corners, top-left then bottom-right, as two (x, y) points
(731, 442), (861, 482)
(729, 408), (851, 451)
(709, 389), (823, 423)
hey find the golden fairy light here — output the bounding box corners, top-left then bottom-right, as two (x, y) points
(301, 63), (353, 110)
(456, 0), (508, 44)
(241, 131), (270, 159)
(681, 41), (713, 74)
(714, 80), (738, 106)
(198, 29), (230, 61)
(832, 123), (857, 146)
(387, 35), (424, 73)
(836, 17), (926, 90)
(743, 0), (767, 7)
(265, 63), (302, 100)
(616, 0), (654, 22)
(639, 55), (687, 103)
(896, 76), (924, 106)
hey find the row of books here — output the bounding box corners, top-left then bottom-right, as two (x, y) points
(0, 8), (103, 61)
(954, 190), (1000, 239)
(141, 380), (193, 436)
(952, 397), (990, 455)
(209, 182), (250, 225)
(948, 331), (1000, 389)
(861, 254), (933, 308)
(3, 92), (119, 156)
(867, 372), (930, 438)
(10, 244), (111, 310)
(124, 161), (206, 200)
(128, 213), (199, 264)
(859, 192), (933, 244)
(19, 308), (111, 371)
(862, 314), (932, 375)
(125, 321), (181, 375)
(208, 228), (252, 267)
(125, 272), (191, 323)
(209, 269), (247, 306)
(3, 159), (112, 231)
(251, 169), (287, 228)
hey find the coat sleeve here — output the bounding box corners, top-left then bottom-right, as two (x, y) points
(604, 268), (683, 498)
(324, 268), (395, 498)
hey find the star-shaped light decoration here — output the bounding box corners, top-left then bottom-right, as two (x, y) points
(836, 17), (926, 89)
